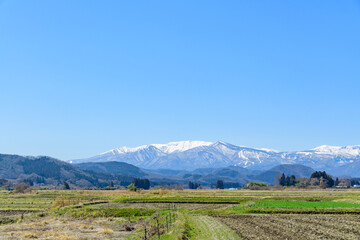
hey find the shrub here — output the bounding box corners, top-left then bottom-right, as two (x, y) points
(127, 183), (137, 192)
(14, 183), (30, 193)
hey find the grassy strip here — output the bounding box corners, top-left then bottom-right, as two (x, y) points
(54, 207), (156, 218)
(179, 201), (360, 216)
(158, 213), (190, 240)
(0, 218), (16, 225)
(251, 200), (360, 209)
(185, 215), (241, 240)
(242, 208), (360, 214)
(116, 197), (246, 204)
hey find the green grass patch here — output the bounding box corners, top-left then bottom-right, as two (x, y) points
(250, 200), (360, 209)
(185, 215), (241, 240)
(116, 196), (246, 204)
(222, 200), (360, 214)
(243, 208), (360, 214)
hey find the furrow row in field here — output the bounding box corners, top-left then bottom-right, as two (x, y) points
(278, 214), (360, 235)
(216, 214), (360, 240)
(267, 214), (357, 239)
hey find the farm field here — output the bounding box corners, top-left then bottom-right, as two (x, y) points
(216, 214), (360, 240)
(0, 189), (360, 239)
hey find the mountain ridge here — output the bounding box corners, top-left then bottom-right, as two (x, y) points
(0, 152), (355, 187)
(71, 141), (360, 172)
(0, 154), (134, 188)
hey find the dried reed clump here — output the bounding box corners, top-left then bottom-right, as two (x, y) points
(52, 197), (80, 209)
(6, 232), (16, 236)
(78, 224), (95, 229)
(22, 232), (39, 238)
(28, 220), (49, 227)
(43, 231), (76, 240)
(151, 189), (169, 195)
(97, 228), (114, 235)
(57, 235), (77, 240)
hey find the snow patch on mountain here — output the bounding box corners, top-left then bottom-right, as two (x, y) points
(152, 141), (213, 153)
(100, 145), (151, 155)
(256, 148), (280, 153)
(311, 145), (360, 156)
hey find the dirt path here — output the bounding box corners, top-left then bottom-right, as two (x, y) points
(188, 215), (241, 240)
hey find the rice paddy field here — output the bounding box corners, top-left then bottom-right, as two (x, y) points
(0, 188), (360, 239)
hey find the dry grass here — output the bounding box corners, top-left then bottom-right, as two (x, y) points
(57, 235), (77, 240)
(28, 220), (49, 227)
(77, 223), (95, 229)
(52, 197), (80, 209)
(0, 217), (129, 239)
(97, 227), (114, 235)
(22, 232), (39, 238)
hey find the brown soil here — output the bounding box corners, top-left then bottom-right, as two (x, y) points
(216, 214), (360, 240)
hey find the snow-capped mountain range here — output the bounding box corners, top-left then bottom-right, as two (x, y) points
(70, 141), (360, 173)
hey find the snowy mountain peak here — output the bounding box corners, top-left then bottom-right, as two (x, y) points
(311, 145), (360, 156)
(100, 141), (213, 156)
(212, 140), (238, 148)
(256, 148), (280, 153)
(152, 140), (213, 153)
(101, 144), (152, 155)
(72, 141), (360, 171)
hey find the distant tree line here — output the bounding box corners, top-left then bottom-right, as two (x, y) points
(223, 182), (240, 189)
(22, 179), (34, 186)
(0, 179), (8, 187)
(279, 174), (297, 186)
(188, 181), (201, 189)
(278, 171), (336, 188)
(216, 180), (224, 189)
(334, 177), (359, 188)
(310, 171), (334, 188)
(35, 176), (46, 184)
(132, 178), (150, 190)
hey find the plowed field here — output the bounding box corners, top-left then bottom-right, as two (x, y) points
(216, 214), (360, 240)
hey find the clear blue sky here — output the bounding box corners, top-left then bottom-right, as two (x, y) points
(1, 0), (359, 160)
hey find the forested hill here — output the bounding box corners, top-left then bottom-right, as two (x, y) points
(0, 154), (133, 188)
(75, 161), (146, 177)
